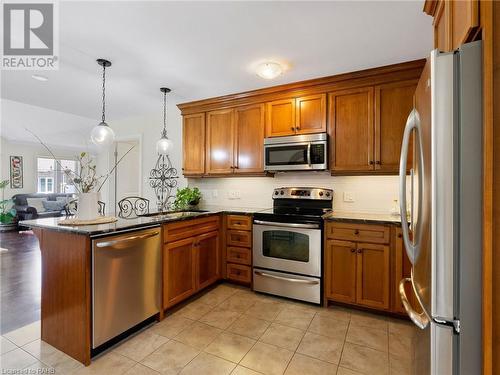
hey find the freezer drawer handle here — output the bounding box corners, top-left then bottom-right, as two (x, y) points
(399, 278), (429, 329)
(96, 231), (160, 248)
(255, 271), (319, 285)
(253, 220), (320, 229)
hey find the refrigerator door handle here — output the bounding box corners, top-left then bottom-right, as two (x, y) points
(399, 108), (424, 264)
(399, 277), (430, 329)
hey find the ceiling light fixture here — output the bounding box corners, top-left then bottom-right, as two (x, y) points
(31, 74), (48, 82)
(256, 61), (283, 80)
(156, 87), (173, 155)
(90, 58), (115, 147)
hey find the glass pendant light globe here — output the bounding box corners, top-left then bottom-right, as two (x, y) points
(91, 121), (115, 147)
(156, 136), (173, 155)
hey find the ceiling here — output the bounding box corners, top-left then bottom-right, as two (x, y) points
(1, 1), (433, 122)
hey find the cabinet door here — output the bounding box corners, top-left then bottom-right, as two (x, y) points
(329, 87), (374, 172)
(196, 231), (220, 290)
(450, 0), (478, 50)
(182, 113), (205, 176)
(295, 94), (326, 134)
(374, 80), (417, 173)
(356, 242), (390, 310)
(234, 104), (265, 174)
(164, 238), (196, 308)
(206, 109), (235, 174)
(325, 240), (357, 304)
(434, 0), (449, 51)
(266, 98), (296, 137)
(393, 228), (414, 314)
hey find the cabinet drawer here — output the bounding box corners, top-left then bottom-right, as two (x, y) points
(326, 222), (390, 244)
(227, 246), (251, 265)
(227, 230), (252, 248)
(226, 215), (252, 231)
(226, 264), (252, 283)
(164, 216), (220, 243)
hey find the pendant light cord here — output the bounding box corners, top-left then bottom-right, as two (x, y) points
(162, 90), (167, 138)
(101, 64), (106, 123)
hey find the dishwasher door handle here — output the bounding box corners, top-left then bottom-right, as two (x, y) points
(96, 231), (160, 248)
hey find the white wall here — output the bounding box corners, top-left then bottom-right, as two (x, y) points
(0, 137), (86, 199)
(190, 173), (402, 214)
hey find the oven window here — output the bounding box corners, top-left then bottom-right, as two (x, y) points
(266, 145), (307, 165)
(262, 230), (310, 262)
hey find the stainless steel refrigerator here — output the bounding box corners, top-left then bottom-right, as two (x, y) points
(398, 41), (482, 375)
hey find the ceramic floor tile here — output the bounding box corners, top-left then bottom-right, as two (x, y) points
(231, 365), (263, 375)
(316, 306), (352, 322)
(217, 293), (257, 314)
(307, 315), (349, 339)
(389, 354), (412, 375)
(388, 333), (413, 359)
(340, 342), (389, 375)
(0, 337), (17, 355)
(73, 352), (135, 375)
(199, 307), (241, 329)
(227, 315), (270, 339)
(296, 332), (344, 365)
(388, 319), (416, 337)
(273, 307), (315, 330)
(174, 300), (214, 320)
(3, 321), (41, 347)
(140, 340), (200, 375)
(23, 360), (55, 372)
(150, 315), (194, 339)
(204, 332), (255, 363)
(180, 352), (236, 375)
(336, 367), (364, 375)
(259, 323), (304, 351)
(113, 330), (169, 361)
(0, 348), (38, 371)
(197, 285), (238, 306)
(284, 353), (337, 375)
(124, 363), (161, 375)
(349, 311), (388, 331)
(22, 339), (84, 373)
(346, 325), (388, 352)
(240, 342), (293, 375)
(245, 301), (284, 321)
(174, 321), (222, 350)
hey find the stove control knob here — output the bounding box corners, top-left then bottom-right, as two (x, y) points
(326, 192), (331, 197)
(274, 191), (279, 195)
(280, 190), (284, 195)
(319, 191), (324, 197)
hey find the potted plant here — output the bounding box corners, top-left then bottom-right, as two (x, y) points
(174, 187), (202, 210)
(0, 180), (17, 232)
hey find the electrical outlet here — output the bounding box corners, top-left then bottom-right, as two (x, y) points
(343, 191), (355, 203)
(212, 190), (218, 198)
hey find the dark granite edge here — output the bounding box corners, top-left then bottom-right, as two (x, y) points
(323, 216), (402, 226)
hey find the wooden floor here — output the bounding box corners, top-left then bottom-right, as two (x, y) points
(0, 230), (41, 334)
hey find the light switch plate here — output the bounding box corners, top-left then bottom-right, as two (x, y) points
(343, 191), (355, 203)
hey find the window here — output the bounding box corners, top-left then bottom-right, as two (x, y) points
(37, 157), (78, 194)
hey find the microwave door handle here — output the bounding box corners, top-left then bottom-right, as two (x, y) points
(307, 143), (312, 166)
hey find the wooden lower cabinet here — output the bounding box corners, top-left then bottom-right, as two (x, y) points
(225, 214), (252, 285)
(325, 240), (357, 304)
(393, 227), (416, 314)
(356, 243), (390, 310)
(196, 231), (220, 290)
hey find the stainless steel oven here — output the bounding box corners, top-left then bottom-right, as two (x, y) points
(264, 133), (328, 171)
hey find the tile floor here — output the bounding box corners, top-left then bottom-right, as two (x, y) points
(0, 283), (416, 375)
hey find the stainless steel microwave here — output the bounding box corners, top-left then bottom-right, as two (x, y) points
(263, 133), (328, 171)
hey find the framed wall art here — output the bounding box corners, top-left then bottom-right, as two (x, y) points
(10, 156), (23, 189)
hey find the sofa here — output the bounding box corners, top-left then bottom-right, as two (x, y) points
(12, 193), (75, 221)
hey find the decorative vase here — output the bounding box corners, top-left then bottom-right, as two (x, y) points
(77, 192), (100, 221)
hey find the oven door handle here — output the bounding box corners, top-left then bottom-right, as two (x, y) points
(255, 271), (319, 285)
(307, 143), (312, 166)
(253, 220), (320, 229)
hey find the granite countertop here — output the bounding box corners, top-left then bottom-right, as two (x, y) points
(20, 206), (269, 236)
(323, 210), (402, 225)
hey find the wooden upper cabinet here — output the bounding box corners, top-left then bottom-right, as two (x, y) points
(329, 87), (374, 172)
(206, 109), (235, 174)
(295, 94), (327, 134)
(434, 0), (449, 51)
(266, 98), (296, 137)
(196, 231), (220, 290)
(450, 0), (478, 49)
(182, 113), (205, 176)
(375, 80), (417, 173)
(234, 104), (265, 174)
(356, 242), (390, 310)
(325, 239), (357, 304)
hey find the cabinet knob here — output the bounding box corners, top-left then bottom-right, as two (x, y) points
(375, 161), (381, 165)
(398, 233), (403, 238)
(354, 230), (360, 235)
(350, 248), (356, 253)
(357, 249), (363, 254)
(369, 161), (374, 165)
(291, 126), (295, 131)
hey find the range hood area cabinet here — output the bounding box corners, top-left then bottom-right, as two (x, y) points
(265, 93), (326, 137)
(178, 59), (424, 177)
(328, 79), (417, 174)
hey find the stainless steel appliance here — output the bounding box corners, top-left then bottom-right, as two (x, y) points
(263, 133), (328, 171)
(92, 227), (161, 348)
(253, 187), (333, 304)
(398, 41), (482, 374)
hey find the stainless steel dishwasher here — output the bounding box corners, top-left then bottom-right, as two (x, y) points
(92, 227), (161, 348)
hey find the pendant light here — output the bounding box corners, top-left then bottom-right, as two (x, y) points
(90, 59), (115, 147)
(156, 87), (173, 155)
